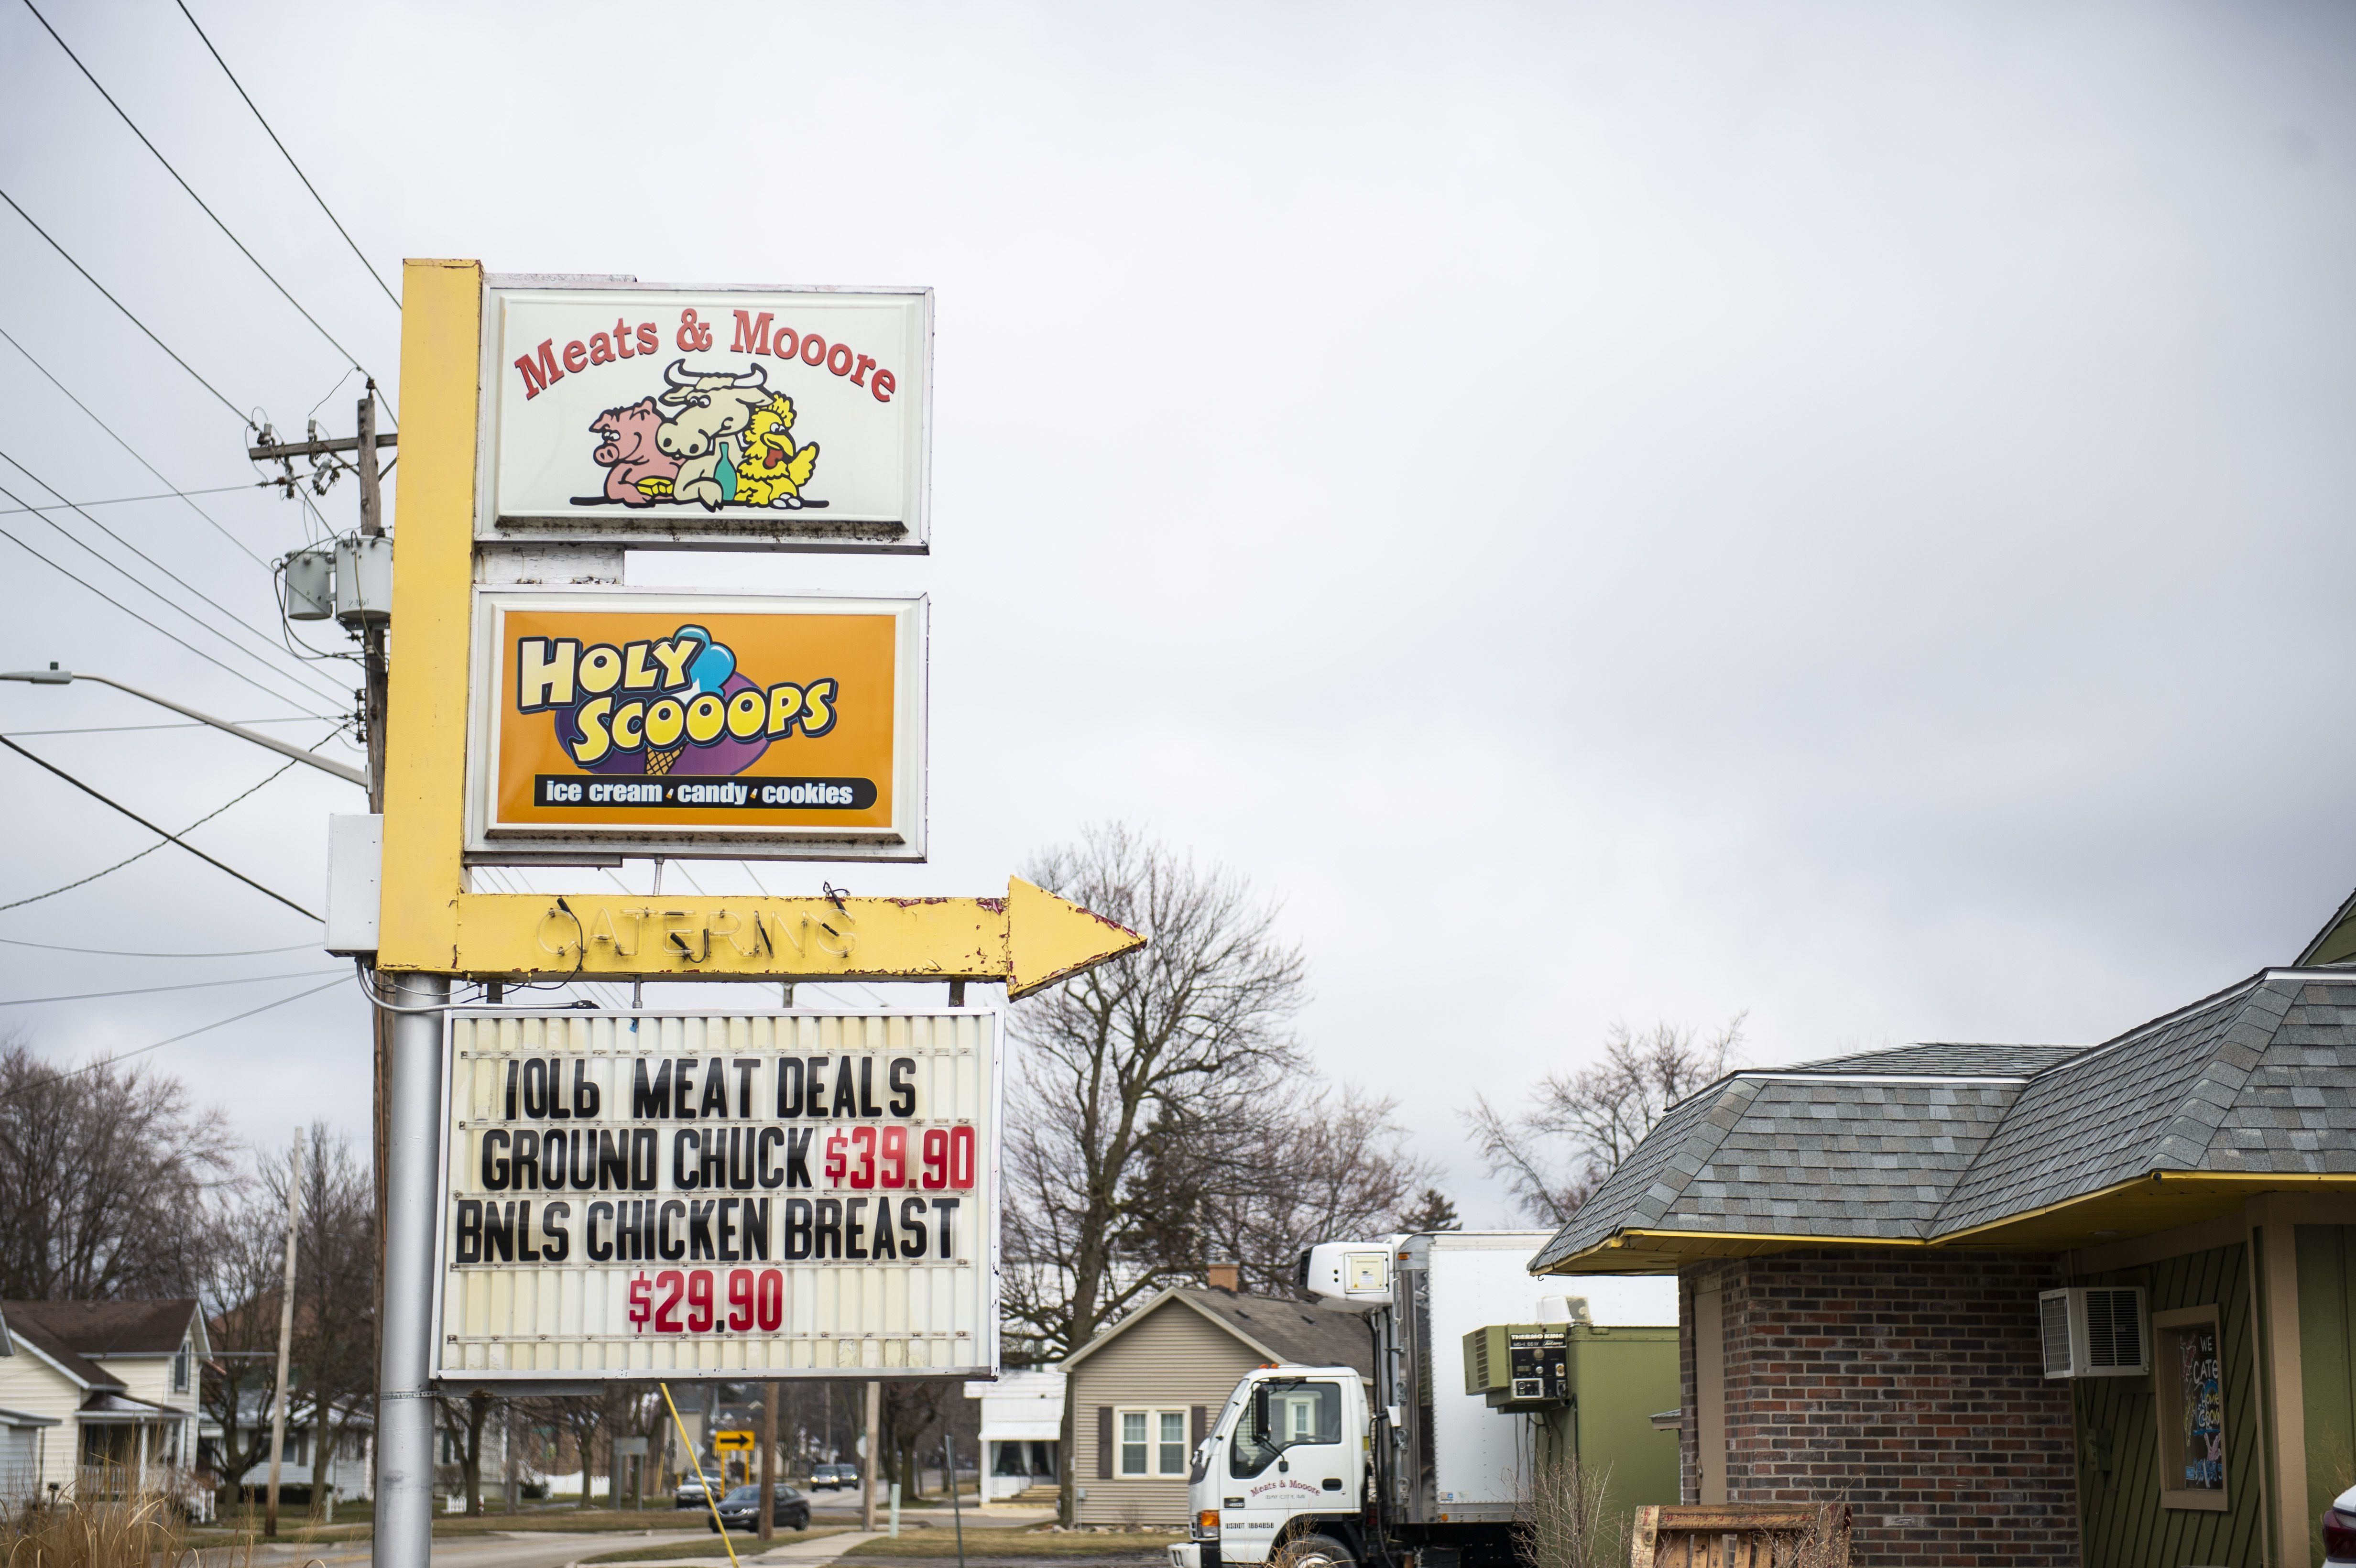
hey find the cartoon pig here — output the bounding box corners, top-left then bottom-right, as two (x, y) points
(588, 398), (680, 506)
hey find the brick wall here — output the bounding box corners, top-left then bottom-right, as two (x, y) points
(1680, 1250), (2079, 1567)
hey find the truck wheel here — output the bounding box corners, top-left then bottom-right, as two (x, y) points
(1276, 1534), (1355, 1568)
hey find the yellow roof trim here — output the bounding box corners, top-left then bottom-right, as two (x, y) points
(1537, 1170), (2356, 1275)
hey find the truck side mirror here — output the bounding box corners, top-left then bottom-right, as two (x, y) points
(1252, 1387), (1270, 1437)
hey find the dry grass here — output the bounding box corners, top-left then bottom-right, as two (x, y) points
(1515, 1454), (1624, 1568)
(2, 1486), (226, 1568)
(1777, 1501), (1850, 1568)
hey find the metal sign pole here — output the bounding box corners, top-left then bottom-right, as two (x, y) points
(372, 974), (447, 1568)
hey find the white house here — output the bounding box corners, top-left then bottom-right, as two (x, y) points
(0, 1299), (210, 1516)
(963, 1368), (1064, 1503)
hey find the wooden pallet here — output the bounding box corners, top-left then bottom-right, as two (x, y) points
(1629, 1503), (1851, 1568)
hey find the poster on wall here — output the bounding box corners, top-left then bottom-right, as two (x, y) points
(477, 280), (931, 552)
(433, 1007), (999, 1382)
(465, 590), (926, 860)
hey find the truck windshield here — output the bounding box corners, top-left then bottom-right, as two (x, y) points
(1229, 1379), (1342, 1479)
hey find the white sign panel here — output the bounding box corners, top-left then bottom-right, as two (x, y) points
(477, 280), (931, 552)
(434, 1007), (999, 1382)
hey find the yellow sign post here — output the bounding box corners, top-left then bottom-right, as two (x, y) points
(369, 261), (1140, 1568)
(377, 258), (1140, 990)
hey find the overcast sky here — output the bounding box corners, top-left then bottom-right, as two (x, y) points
(0, 0), (2350, 1228)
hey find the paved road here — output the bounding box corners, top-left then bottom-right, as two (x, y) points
(205, 1528), (707, 1568)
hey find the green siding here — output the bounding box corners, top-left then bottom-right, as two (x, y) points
(2072, 1242), (2266, 1568)
(2298, 1225), (2356, 1558)
(1537, 1327), (1680, 1519)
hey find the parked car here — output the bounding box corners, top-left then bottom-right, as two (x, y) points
(2324, 1481), (2356, 1567)
(710, 1483), (811, 1533)
(676, 1473), (715, 1509)
(810, 1463), (859, 1491)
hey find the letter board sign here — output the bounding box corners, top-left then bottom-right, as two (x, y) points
(434, 1006), (1000, 1383)
(464, 589), (926, 861)
(477, 280), (931, 552)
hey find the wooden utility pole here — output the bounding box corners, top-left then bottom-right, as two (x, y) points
(758, 1383), (778, 1540)
(354, 386), (395, 1278)
(264, 1128), (304, 1538)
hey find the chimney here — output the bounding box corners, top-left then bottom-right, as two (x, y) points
(1205, 1263), (1240, 1293)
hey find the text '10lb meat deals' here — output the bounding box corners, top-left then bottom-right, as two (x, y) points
(434, 1008), (999, 1382)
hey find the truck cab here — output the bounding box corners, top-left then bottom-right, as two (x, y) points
(1181, 1364), (1370, 1568)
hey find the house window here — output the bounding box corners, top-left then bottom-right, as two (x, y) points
(172, 1339), (190, 1394)
(1114, 1409), (1189, 1478)
(2154, 1304), (2228, 1512)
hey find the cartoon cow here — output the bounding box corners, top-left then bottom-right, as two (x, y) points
(730, 394), (821, 508)
(655, 360), (777, 510)
(587, 397), (680, 505)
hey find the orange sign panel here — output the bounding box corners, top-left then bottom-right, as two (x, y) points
(466, 592), (926, 860)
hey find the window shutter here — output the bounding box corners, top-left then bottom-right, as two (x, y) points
(1191, 1406), (1207, 1446)
(1096, 1406), (1113, 1480)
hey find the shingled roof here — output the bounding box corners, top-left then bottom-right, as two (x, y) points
(1531, 969), (2356, 1274)
(0, 1300), (203, 1388)
(1064, 1287), (1374, 1375)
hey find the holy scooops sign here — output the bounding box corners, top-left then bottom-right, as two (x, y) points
(436, 1006), (998, 1382)
(474, 281), (931, 550)
(464, 591), (926, 860)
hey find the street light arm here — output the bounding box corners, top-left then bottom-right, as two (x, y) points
(0, 666), (368, 788)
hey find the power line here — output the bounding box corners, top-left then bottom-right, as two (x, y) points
(0, 967), (343, 1006)
(0, 754), (297, 912)
(18, 0), (386, 403)
(0, 446), (350, 707)
(0, 498), (330, 715)
(0, 733), (318, 920)
(0, 934), (321, 958)
(0, 323), (273, 566)
(0, 717), (334, 738)
(0, 482), (259, 518)
(171, 0), (402, 319)
(0, 975), (346, 1103)
(0, 185), (246, 425)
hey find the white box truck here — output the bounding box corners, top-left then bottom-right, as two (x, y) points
(1170, 1231), (1676, 1568)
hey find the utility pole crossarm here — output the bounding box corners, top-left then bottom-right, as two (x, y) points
(248, 433), (397, 461)
(0, 667), (368, 788)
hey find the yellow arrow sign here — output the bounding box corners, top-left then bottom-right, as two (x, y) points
(712, 1431), (755, 1453)
(393, 875), (1141, 997)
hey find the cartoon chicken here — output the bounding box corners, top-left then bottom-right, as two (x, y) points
(729, 394), (821, 508)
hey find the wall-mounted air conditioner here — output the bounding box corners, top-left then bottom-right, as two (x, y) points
(2039, 1286), (2148, 1378)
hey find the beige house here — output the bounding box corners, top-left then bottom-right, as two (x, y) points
(1063, 1281), (1373, 1526)
(0, 1300), (210, 1513)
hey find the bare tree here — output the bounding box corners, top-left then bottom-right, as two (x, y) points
(1000, 825), (1309, 1523)
(1001, 824), (1310, 1360)
(0, 1031), (235, 1299)
(432, 1390), (500, 1514)
(1180, 1085), (1437, 1295)
(203, 1123), (377, 1517)
(1465, 1016), (1744, 1224)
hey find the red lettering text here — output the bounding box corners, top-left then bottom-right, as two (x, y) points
(514, 339), (563, 399)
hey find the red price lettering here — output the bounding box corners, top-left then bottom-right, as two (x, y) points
(728, 1268), (755, 1331)
(849, 1125), (876, 1189)
(824, 1131), (848, 1185)
(757, 1268), (784, 1331)
(686, 1269), (714, 1332)
(880, 1126), (907, 1188)
(627, 1274), (652, 1332)
(949, 1124), (977, 1189)
(652, 1269), (684, 1333)
(920, 1127), (948, 1190)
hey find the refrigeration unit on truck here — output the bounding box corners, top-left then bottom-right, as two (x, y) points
(1169, 1231), (1678, 1568)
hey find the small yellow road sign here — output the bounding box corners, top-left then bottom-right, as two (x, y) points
(713, 1431), (755, 1454)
